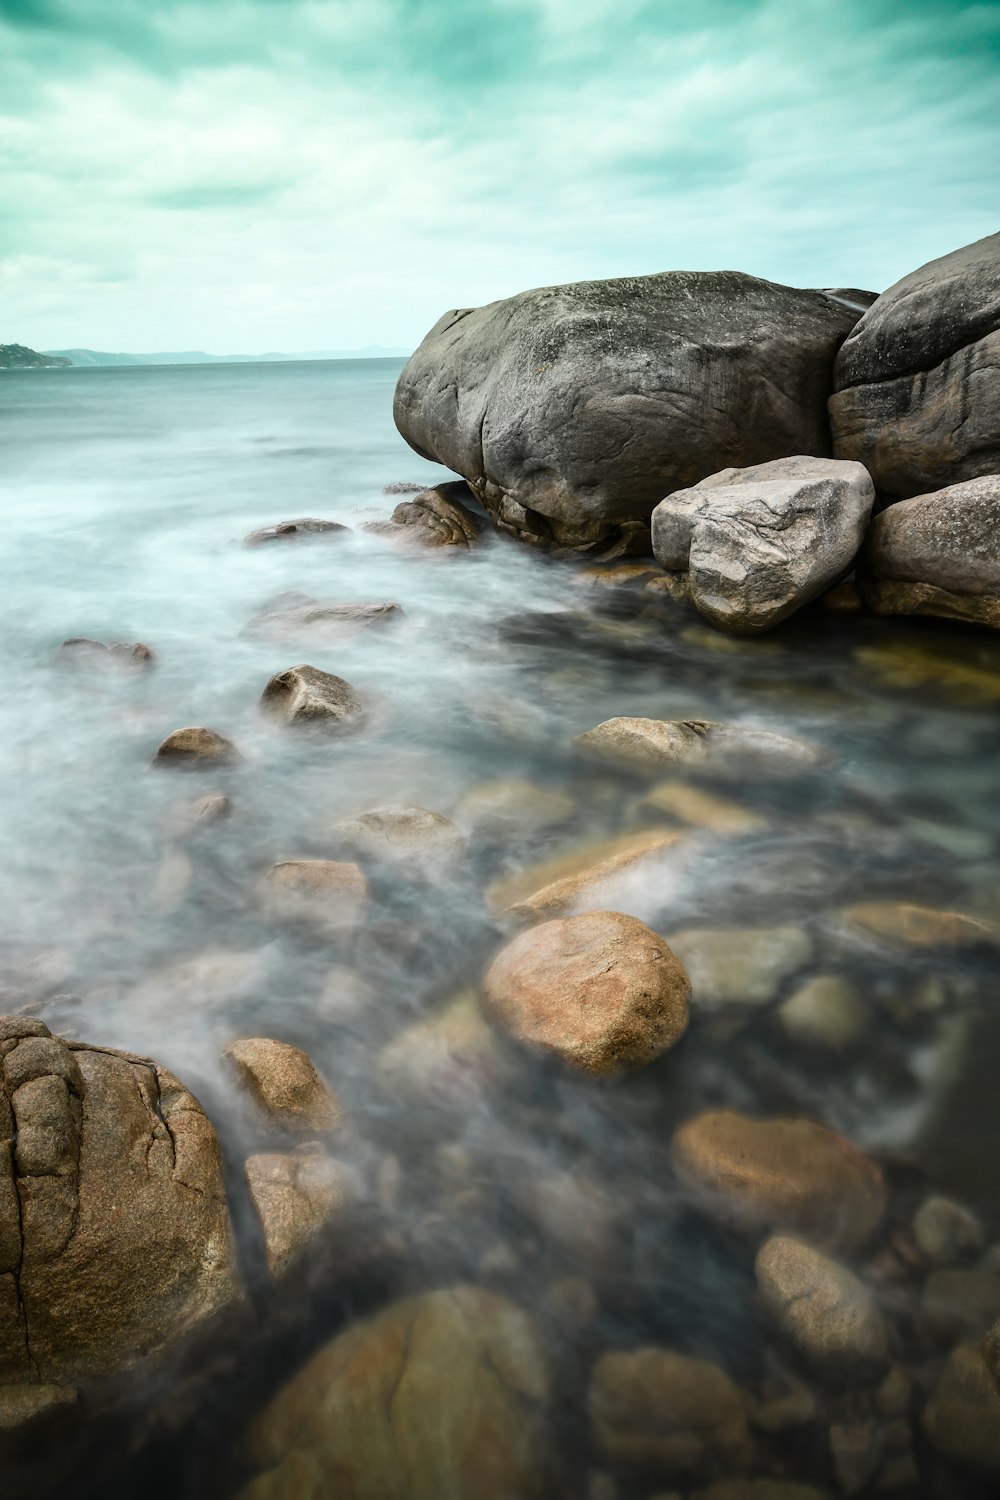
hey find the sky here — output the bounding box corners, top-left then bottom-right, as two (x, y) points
(2, 0), (998, 353)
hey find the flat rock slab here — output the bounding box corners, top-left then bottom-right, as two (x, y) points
(244, 593), (404, 643)
(244, 518), (350, 546)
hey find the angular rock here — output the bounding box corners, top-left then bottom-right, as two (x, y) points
(481, 910), (690, 1077)
(243, 518), (350, 546)
(394, 271), (864, 553)
(0, 1017), (239, 1385)
(236, 1286), (551, 1500)
(589, 1346), (751, 1476)
(575, 718), (829, 780)
(245, 1148), (356, 1279)
(923, 1344), (1000, 1479)
(665, 926), (813, 1012)
(755, 1234), (890, 1381)
(260, 664), (366, 729)
(224, 1037), (343, 1134)
(671, 1110), (886, 1253)
(651, 456), (874, 634)
(379, 480), (484, 547)
(152, 726), (240, 768)
(831, 231), (1000, 497)
(259, 860), (370, 937)
(333, 805), (466, 876)
(243, 592), (403, 644)
(857, 475), (1000, 629)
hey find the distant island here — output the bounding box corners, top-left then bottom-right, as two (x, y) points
(40, 345), (412, 367)
(0, 343), (71, 369)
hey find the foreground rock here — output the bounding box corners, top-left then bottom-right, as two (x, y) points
(755, 1235), (889, 1382)
(576, 717), (828, 780)
(152, 726), (240, 768)
(0, 1017), (239, 1385)
(259, 860), (370, 936)
(260, 664), (366, 729)
(368, 481), (483, 547)
(333, 804), (466, 876)
(672, 1111), (886, 1252)
(394, 272), (865, 552)
(244, 1148), (356, 1280)
(244, 592), (403, 643)
(481, 910), (689, 1077)
(651, 456), (874, 633)
(236, 1286), (551, 1500)
(857, 475), (1000, 629)
(831, 231), (1000, 497)
(589, 1346), (751, 1477)
(243, 518), (350, 546)
(224, 1037), (343, 1133)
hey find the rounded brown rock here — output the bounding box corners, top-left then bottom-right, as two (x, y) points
(481, 910), (690, 1077)
(152, 726), (240, 768)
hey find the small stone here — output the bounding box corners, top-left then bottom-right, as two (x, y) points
(923, 1344), (1000, 1479)
(243, 517), (350, 546)
(334, 805), (466, 876)
(260, 664), (366, 729)
(667, 926), (813, 1012)
(224, 1037), (344, 1133)
(168, 791), (233, 837)
(152, 726), (240, 768)
(755, 1235), (890, 1381)
(259, 860), (370, 936)
(511, 1172), (621, 1266)
(875, 1366), (913, 1419)
(914, 1197), (985, 1267)
(821, 580), (864, 612)
(315, 966), (378, 1023)
(747, 1385), (818, 1431)
(777, 975), (870, 1050)
(378, 481), (483, 547)
(548, 1276), (598, 1331)
(482, 910), (690, 1078)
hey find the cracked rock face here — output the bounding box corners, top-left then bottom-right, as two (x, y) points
(650, 456), (875, 633)
(393, 271), (865, 553)
(379, 481), (484, 547)
(237, 1285), (552, 1500)
(830, 231), (1000, 497)
(0, 1017), (240, 1386)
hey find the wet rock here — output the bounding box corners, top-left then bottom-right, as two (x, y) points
(858, 476), (1000, 630)
(245, 1148), (357, 1279)
(913, 1197), (985, 1267)
(836, 901), (997, 950)
(577, 561), (664, 590)
(486, 828), (682, 920)
(651, 456), (874, 634)
(830, 231), (1000, 498)
(497, 828), (685, 924)
(635, 781), (768, 837)
(511, 1172), (621, 1267)
(260, 664), (366, 729)
(923, 1343), (1000, 1479)
(152, 726), (240, 768)
(453, 777), (576, 841)
(260, 860), (370, 937)
(373, 480), (484, 547)
(776, 975), (869, 1050)
(588, 1346), (751, 1477)
(57, 638), (155, 669)
(377, 990), (514, 1110)
(666, 926), (813, 1012)
(244, 593), (403, 644)
(243, 517), (350, 546)
(394, 270), (863, 553)
(236, 1285), (551, 1500)
(672, 1111), (886, 1253)
(224, 1037), (343, 1134)
(755, 1235), (890, 1381)
(0, 1017), (239, 1385)
(333, 804), (466, 877)
(481, 910), (690, 1077)
(167, 791), (233, 837)
(575, 718), (829, 780)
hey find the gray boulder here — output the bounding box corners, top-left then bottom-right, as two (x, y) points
(651, 456), (874, 633)
(830, 232), (1000, 496)
(394, 272), (866, 552)
(857, 475), (1000, 629)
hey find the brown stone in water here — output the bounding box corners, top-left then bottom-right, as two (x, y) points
(244, 1149), (356, 1279)
(837, 901), (997, 950)
(152, 726), (240, 768)
(259, 860), (370, 936)
(481, 909), (690, 1077)
(224, 1037), (343, 1134)
(243, 518), (350, 546)
(486, 827), (683, 920)
(260, 663), (366, 729)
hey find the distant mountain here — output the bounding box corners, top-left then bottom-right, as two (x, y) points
(43, 346), (411, 367)
(0, 343), (72, 370)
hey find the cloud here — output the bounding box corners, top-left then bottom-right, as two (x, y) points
(1, 0), (997, 351)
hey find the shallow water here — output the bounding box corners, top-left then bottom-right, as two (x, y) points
(2, 359), (1000, 1497)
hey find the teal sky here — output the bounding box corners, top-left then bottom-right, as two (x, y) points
(2, 0), (998, 353)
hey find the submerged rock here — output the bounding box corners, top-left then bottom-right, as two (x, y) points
(259, 860), (370, 936)
(665, 926), (813, 1012)
(635, 781), (768, 837)
(672, 1111), (886, 1253)
(486, 827), (683, 920)
(333, 804), (466, 876)
(57, 638), (155, 669)
(857, 475), (1000, 629)
(152, 726), (240, 768)
(224, 1037), (343, 1134)
(575, 718), (828, 780)
(589, 1346), (751, 1477)
(830, 231), (1000, 498)
(923, 1343), (1000, 1479)
(243, 517), (350, 546)
(776, 975), (869, 1050)
(651, 456), (874, 634)
(453, 777), (576, 841)
(236, 1286), (551, 1500)
(260, 664), (366, 729)
(836, 901), (997, 950)
(481, 909), (690, 1077)
(376, 990), (514, 1110)
(755, 1235), (889, 1381)
(498, 828), (684, 924)
(244, 593), (403, 643)
(0, 1017), (239, 1386)
(244, 1148), (357, 1280)
(394, 270), (863, 552)
(167, 790), (233, 837)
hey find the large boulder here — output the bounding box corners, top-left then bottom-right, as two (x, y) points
(857, 475), (1000, 629)
(830, 231), (1000, 496)
(236, 1286), (551, 1500)
(0, 1017), (239, 1386)
(394, 272), (865, 552)
(651, 456), (874, 633)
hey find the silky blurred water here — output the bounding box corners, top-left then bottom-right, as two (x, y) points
(3, 359), (1000, 1497)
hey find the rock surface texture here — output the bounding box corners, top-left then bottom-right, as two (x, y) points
(394, 272), (865, 552)
(224, 1038), (343, 1133)
(830, 231), (1000, 496)
(260, 664), (366, 729)
(755, 1235), (889, 1381)
(377, 480), (484, 547)
(651, 456), (875, 633)
(575, 718), (828, 780)
(0, 1017), (239, 1385)
(243, 518), (350, 547)
(857, 475), (1000, 629)
(153, 726), (240, 767)
(236, 1285), (551, 1500)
